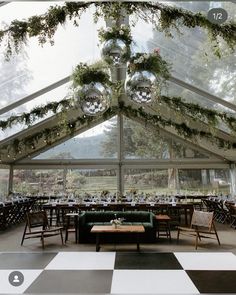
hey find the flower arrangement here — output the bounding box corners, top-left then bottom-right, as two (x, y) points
(127, 50), (171, 80)
(72, 63), (111, 88)
(110, 214), (125, 227)
(98, 24), (132, 45)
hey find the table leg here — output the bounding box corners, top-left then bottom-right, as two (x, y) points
(96, 233), (100, 252)
(137, 233), (140, 251)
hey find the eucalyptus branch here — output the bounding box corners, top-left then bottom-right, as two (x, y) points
(0, 1), (235, 59)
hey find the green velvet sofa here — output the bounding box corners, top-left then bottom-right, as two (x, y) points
(78, 211), (156, 243)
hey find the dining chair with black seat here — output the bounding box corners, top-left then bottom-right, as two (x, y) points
(225, 202), (236, 228)
(60, 206), (80, 243)
(21, 211), (64, 248)
(177, 210), (220, 249)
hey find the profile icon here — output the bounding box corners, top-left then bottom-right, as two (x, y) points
(8, 271), (24, 286)
(13, 275), (20, 283)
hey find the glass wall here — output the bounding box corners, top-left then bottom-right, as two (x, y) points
(123, 117), (170, 159)
(178, 169), (230, 194)
(66, 169), (117, 194)
(124, 169), (169, 194)
(13, 168), (117, 195)
(13, 169), (64, 195)
(0, 169), (9, 200)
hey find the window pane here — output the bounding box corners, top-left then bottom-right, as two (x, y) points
(13, 169), (64, 195)
(124, 168), (169, 194)
(34, 116), (118, 159)
(178, 169), (230, 194)
(0, 169), (9, 200)
(66, 169), (117, 194)
(123, 116), (170, 159)
(0, 3), (103, 109)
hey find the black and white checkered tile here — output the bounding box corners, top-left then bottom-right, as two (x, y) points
(0, 252), (236, 294)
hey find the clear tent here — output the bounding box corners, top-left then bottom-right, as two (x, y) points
(0, 1), (235, 197)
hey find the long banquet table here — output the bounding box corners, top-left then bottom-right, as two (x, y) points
(42, 201), (196, 226)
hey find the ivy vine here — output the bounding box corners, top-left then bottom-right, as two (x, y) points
(0, 2), (235, 59)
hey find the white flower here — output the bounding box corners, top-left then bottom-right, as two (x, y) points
(143, 53), (149, 59)
(120, 24), (126, 29)
(134, 59), (138, 64)
(107, 27), (113, 33)
(119, 30), (124, 35)
(138, 56), (144, 63)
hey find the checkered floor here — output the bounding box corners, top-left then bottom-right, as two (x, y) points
(0, 252), (236, 294)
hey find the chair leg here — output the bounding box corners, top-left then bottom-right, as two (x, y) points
(213, 223), (221, 245)
(195, 234), (198, 250)
(60, 229), (64, 245)
(41, 233), (45, 249)
(177, 229), (180, 243)
(21, 222), (28, 246)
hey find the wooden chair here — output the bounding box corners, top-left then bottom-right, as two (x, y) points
(177, 210), (220, 249)
(21, 211), (64, 248)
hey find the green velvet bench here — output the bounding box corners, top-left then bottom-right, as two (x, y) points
(78, 211), (156, 243)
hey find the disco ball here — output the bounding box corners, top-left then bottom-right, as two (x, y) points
(102, 39), (129, 66)
(77, 82), (111, 116)
(125, 71), (157, 104)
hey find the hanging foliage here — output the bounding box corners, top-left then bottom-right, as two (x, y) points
(128, 50), (171, 80)
(72, 63), (111, 88)
(0, 2), (235, 59)
(118, 102), (236, 150)
(0, 98), (73, 130)
(160, 96), (236, 133)
(1, 101), (236, 163)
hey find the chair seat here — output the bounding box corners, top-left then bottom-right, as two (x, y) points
(177, 210), (220, 249)
(21, 211), (64, 248)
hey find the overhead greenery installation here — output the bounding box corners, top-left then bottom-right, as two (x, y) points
(1, 98), (236, 162)
(0, 2), (235, 59)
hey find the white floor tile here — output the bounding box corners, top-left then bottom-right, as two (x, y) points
(174, 252), (236, 270)
(111, 270), (199, 294)
(45, 251), (116, 270)
(0, 270), (42, 294)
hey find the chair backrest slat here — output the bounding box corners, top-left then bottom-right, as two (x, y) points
(191, 210), (214, 230)
(27, 211), (48, 231)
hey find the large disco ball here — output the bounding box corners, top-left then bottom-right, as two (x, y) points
(102, 39), (129, 66)
(78, 82), (111, 116)
(125, 71), (157, 104)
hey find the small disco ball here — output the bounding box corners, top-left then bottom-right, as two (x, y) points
(78, 82), (111, 116)
(102, 39), (129, 66)
(125, 70), (157, 104)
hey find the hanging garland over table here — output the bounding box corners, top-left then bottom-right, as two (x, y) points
(0, 1), (235, 59)
(1, 92), (236, 134)
(1, 101), (236, 162)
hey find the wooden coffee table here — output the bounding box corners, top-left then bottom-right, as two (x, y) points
(91, 225), (145, 252)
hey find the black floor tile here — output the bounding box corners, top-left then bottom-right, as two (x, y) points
(187, 270), (236, 293)
(115, 252), (183, 269)
(0, 253), (57, 269)
(25, 270), (113, 294)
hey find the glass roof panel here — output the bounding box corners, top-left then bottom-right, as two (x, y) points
(158, 81), (235, 134)
(34, 116), (118, 159)
(123, 116), (170, 159)
(0, 83), (71, 141)
(0, 2), (103, 110)
(131, 1), (236, 104)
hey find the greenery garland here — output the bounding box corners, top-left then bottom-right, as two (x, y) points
(0, 2), (235, 59)
(2, 92), (236, 141)
(0, 98), (73, 131)
(1, 101), (236, 162)
(119, 102), (236, 150)
(159, 96), (236, 133)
